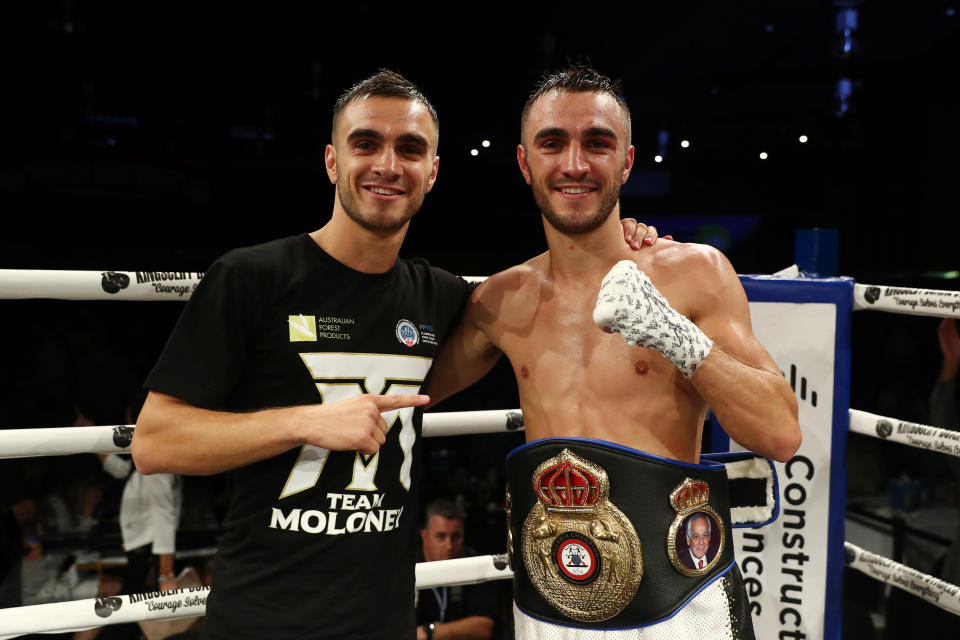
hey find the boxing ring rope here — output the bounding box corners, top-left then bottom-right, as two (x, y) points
(0, 554), (513, 639)
(845, 542), (960, 617)
(848, 409), (960, 458)
(853, 282), (960, 318)
(0, 269), (486, 301)
(3, 408), (958, 461)
(2, 269), (956, 314)
(0, 410), (527, 460)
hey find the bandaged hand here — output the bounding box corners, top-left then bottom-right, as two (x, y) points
(593, 260), (713, 378)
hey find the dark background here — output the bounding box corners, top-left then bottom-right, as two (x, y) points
(0, 1), (959, 633)
(1, 1), (956, 449)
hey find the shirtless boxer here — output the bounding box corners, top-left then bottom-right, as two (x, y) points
(427, 65), (801, 639)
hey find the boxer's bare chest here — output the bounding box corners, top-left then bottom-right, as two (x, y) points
(484, 261), (706, 460)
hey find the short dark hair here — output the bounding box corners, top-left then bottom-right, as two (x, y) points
(520, 64), (631, 146)
(332, 69), (439, 140)
(424, 498), (466, 527)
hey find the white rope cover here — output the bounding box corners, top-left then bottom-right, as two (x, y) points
(0, 269), (487, 301)
(415, 553), (513, 589)
(0, 411), (525, 459)
(0, 555), (512, 638)
(423, 409), (524, 437)
(853, 283), (960, 318)
(0, 425), (135, 459)
(0, 270), (204, 301)
(848, 409), (960, 458)
(845, 542), (960, 617)
(5, 270), (957, 317)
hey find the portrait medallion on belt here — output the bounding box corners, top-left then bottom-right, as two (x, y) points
(666, 478), (725, 577)
(520, 449), (643, 622)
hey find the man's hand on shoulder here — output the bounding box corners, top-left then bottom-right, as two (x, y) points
(619, 219), (672, 250)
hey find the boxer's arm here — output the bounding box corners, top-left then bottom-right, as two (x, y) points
(133, 390), (428, 475)
(685, 248), (801, 462)
(425, 282), (503, 408)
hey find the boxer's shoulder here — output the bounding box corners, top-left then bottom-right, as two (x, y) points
(647, 240), (724, 270)
(478, 255), (549, 298)
(639, 241), (732, 290)
(470, 256), (549, 330)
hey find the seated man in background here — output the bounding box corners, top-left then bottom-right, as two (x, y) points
(416, 499), (499, 640)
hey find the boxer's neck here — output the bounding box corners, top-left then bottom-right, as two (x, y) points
(542, 208), (634, 287)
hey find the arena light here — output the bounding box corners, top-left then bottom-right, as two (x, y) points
(680, 140), (690, 148)
(481, 140), (491, 148)
(759, 152), (769, 160)
(799, 135), (809, 143)
(470, 149), (479, 157)
(654, 154), (663, 163)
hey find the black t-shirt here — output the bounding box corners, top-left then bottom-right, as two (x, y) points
(145, 234), (472, 639)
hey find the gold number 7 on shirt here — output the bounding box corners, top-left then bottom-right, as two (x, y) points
(278, 353), (433, 499)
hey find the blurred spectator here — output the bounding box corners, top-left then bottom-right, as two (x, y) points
(0, 461), (39, 608)
(74, 402), (183, 640)
(416, 499), (498, 640)
(931, 318), (959, 429)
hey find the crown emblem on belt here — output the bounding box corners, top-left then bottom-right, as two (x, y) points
(669, 478), (710, 512)
(521, 448), (642, 622)
(534, 451), (606, 511)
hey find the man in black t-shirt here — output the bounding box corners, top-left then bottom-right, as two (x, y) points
(416, 500), (498, 640)
(133, 71), (469, 640)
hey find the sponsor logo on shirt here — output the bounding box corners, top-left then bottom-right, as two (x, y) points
(289, 315), (355, 341)
(395, 319), (419, 347)
(418, 323), (438, 346)
(288, 315), (317, 341)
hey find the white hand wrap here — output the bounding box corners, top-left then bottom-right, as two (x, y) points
(593, 260), (713, 378)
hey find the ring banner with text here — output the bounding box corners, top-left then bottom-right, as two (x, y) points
(712, 276), (853, 640)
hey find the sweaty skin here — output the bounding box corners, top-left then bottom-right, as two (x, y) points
(443, 243), (730, 462)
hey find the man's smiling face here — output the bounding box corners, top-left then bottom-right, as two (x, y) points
(518, 90), (633, 235)
(327, 96), (439, 233)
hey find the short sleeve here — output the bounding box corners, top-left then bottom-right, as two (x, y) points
(144, 258), (263, 408)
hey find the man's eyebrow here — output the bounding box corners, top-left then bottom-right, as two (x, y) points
(396, 132), (429, 148)
(346, 128), (384, 143)
(533, 127), (569, 142)
(584, 126), (618, 139)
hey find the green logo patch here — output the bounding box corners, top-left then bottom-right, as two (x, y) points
(288, 315), (317, 342)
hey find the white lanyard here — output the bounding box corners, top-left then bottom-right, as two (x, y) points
(431, 586), (448, 621)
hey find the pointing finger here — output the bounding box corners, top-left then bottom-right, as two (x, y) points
(371, 394), (430, 410)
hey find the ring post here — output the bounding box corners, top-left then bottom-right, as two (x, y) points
(795, 229), (839, 277)
(711, 275), (853, 640)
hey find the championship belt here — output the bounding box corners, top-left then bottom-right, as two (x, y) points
(506, 438), (776, 629)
